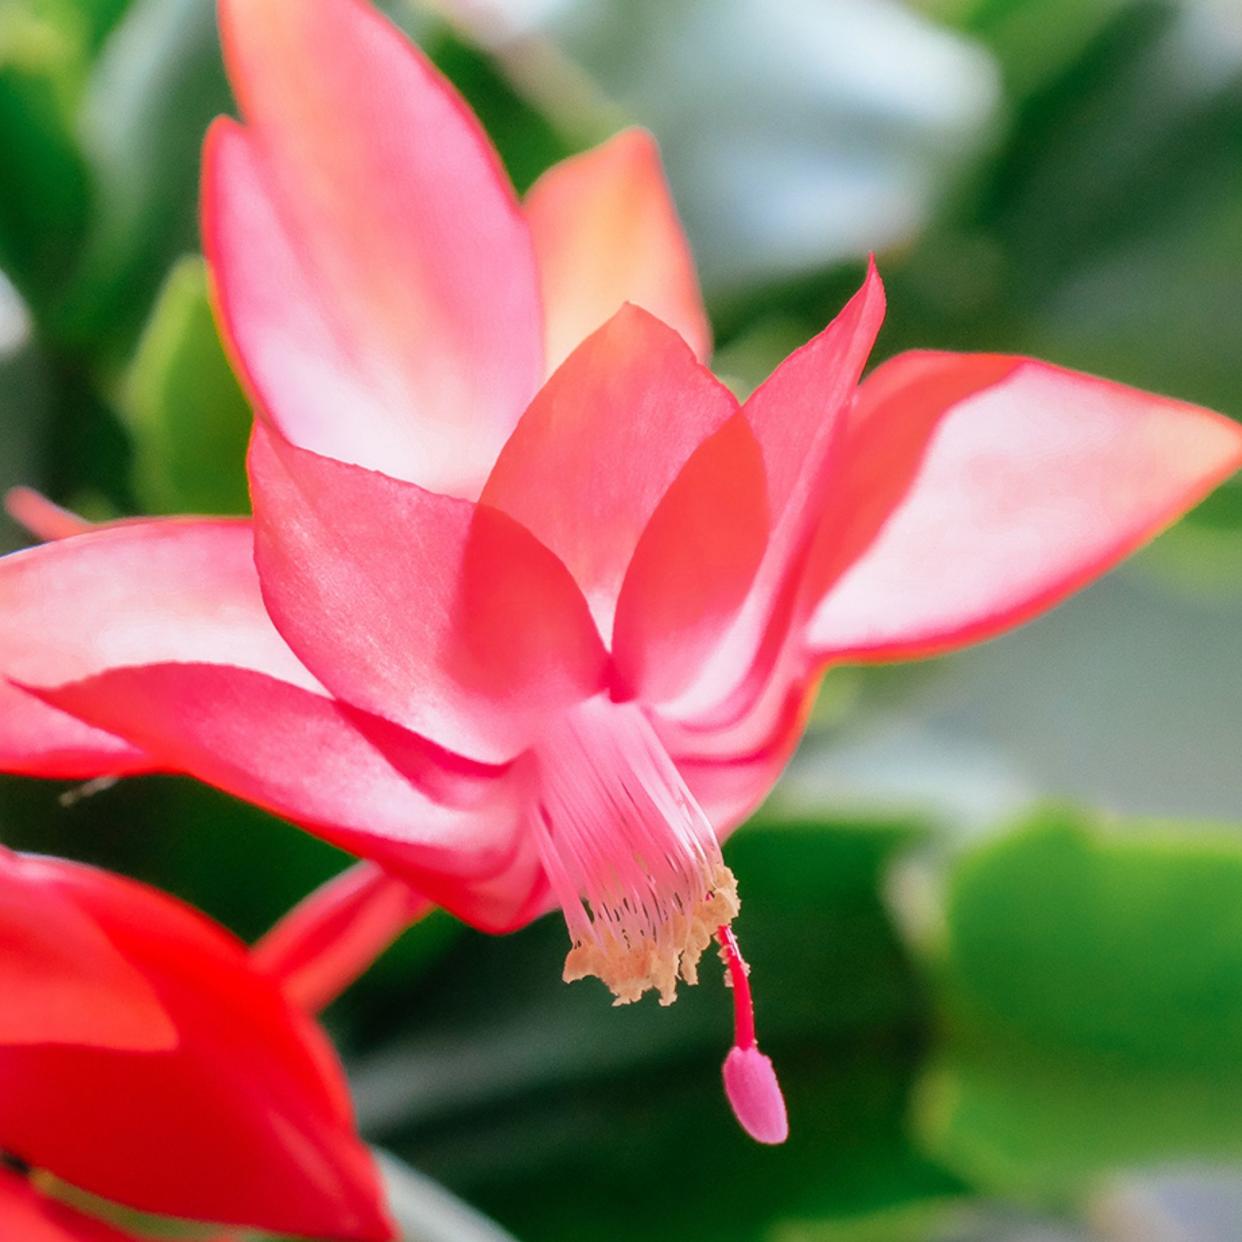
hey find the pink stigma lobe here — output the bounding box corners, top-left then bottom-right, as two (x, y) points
(723, 1045), (789, 1145)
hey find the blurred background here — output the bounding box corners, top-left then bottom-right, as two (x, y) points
(3, 0), (1242, 1238)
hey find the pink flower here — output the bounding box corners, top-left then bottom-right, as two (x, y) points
(3, 0), (1241, 1143)
(0, 848), (392, 1239)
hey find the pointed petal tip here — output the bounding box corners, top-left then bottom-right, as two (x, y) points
(723, 1045), (789, 1145)
(527, 125), (711, 370)
(862, 251), (885, 304)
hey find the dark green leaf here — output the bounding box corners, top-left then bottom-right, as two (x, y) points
(0, 8), (91, 311)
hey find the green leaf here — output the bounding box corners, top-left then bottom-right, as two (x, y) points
(122, 255), (251, 514)
(767, 1198), (968, 1242)
(954, 0), (1128, 99)
(917, 1041), (1242, 1208)
(0, 6), (91, 312)
(948, 811), (1242, 1065)
(915, 809), (1242, 1204)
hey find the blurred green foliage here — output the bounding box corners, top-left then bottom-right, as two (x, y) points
(919, 811), (1242, 1205)
(2, 0), (1242, 1238)
(122, 255), (249, 514)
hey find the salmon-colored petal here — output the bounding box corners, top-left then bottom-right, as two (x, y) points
(207, 0), (542, 494)
(612, 413), (769, 702)
(0, 1170), (136, 1242)
(526, 128), (710, 372)
(482, 305), (737, 639)
(249, 423), (608, 762)
(0, 853), (393, 1239)
(806, 352), (1242, 660)
(667, 262), (885, 722)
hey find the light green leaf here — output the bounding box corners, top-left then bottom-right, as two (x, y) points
(915, 810), (1242, 1204)
(122, 254), (251, 514)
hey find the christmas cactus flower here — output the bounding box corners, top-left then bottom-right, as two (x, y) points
(0, 848), (393, 1239)
(3, 0), (1242, 1144)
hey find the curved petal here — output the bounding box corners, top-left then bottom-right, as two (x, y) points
(253, 863), (432, 1013)
(612, 413), (769, 701)
(664, 261), (885, 720)
(0, 853), (393, 1239)
(0, 492), (153, 780)
(0, 519), (317, 693)
(805, 352), (1242, 661)
(206, 0), (542, 494)
(658, 654), (819, 838)
(36, 665), (529, 883)
(526, 128), (711, 371)
(0, 521), (528, 880)
(0, 852), (174, 1051)
(481, 305), (737, 638)
(0, 1170), (136, 1242)
(0, 681), (152, 779)
(5, 487), (93, 541)
(249, 422), (608, 761)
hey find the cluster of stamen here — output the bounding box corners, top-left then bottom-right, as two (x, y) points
(533, 698), (738, 1005)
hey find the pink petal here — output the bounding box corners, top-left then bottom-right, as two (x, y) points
(206, 0), (542, 495)
(611, 413), (770, 702)
(0, 521), (530, 889)
(249, 422), (608, 762)
(806, 352), (1242, 660)
(658, 651), (819, 837)
(482, 305), (737, 639)
(0, 519), (317, 693)
(0, 850), (175, 1051)
(0, 680), (152, 779)
(37, 665), (529, 887)
(5, 486), (92, 540)
(0, 499), (155, 779)
(526, 128), (710, 372)
(253, 863), (432, 1013)
(665, 262), (885, 721)
(0, 854), (394, 1239)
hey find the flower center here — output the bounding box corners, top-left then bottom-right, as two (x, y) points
(533, 697), (738, 1006)
(531, 696), (788, 1144)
